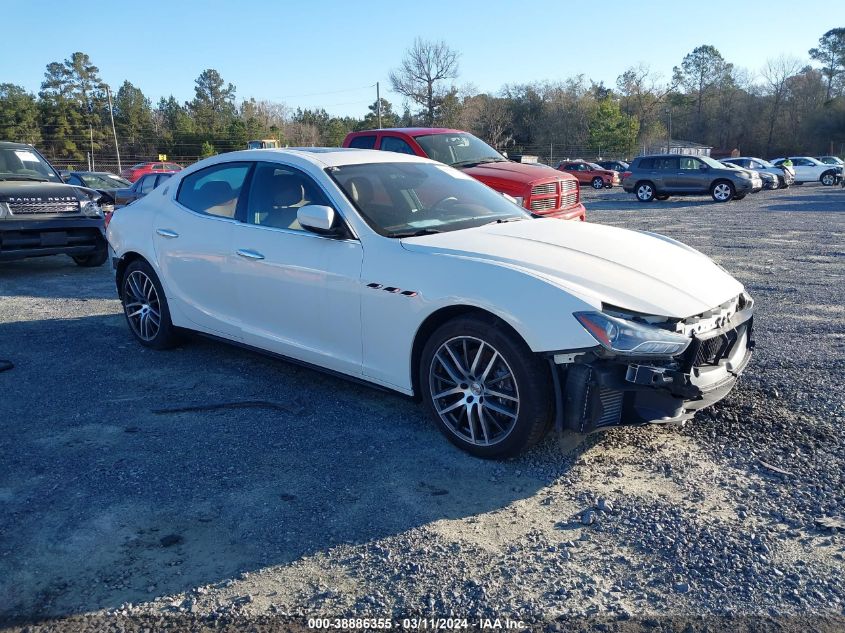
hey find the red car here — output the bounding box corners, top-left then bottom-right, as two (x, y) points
(343, 128), (586, 221)
(556, 160), (621, 189)
(120, 161), (183, 183)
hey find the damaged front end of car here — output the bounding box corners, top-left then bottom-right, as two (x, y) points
(549, 292), (755, 433)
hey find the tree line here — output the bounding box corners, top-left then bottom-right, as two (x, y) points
(1, 28), (843, 166)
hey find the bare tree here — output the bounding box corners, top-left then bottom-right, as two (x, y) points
(390, 38), (459, 125)
(761, 55), (803, 155)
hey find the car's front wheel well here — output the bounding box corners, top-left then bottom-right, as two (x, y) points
(115, 251), (147, 298)
(410, 306), (530, 400)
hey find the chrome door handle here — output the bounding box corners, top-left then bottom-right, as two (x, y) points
(156, 228), (179, 238)
(236, 249), (265, 260)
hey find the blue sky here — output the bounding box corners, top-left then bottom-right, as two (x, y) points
(0, 1), (835, 116)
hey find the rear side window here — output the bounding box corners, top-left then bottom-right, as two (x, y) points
(380, 136), (416, 155)
(348, 135), (376, 149)
(655, 157), (680, 170)
(176, 162), (251, 218)
(637, 158), (655, 169)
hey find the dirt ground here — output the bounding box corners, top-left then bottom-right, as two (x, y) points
(1, 184), (843, 632)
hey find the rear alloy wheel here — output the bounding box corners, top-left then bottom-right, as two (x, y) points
(821, 172), (836, 186)
(591, 177), (604, 189)
(711, 181), (735, 202)
(420, 316), (552, 458)
(636, 182), (655, 202)
(121, 259), (179, 349)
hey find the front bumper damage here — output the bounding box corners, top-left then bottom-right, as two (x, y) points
(551, 307), (754, 433)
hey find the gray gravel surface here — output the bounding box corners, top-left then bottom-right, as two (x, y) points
(1, 184), (843, 632)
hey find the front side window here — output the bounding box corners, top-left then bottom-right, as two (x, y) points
(680, 157), (701, 170)
(245, 162), (331, 231)
(138, 175), (157, 194)
(348, 135), (376, 150)
(330, 162), (530, 238)
(380, 136), (416, 155)
(176, 162), (250, 218)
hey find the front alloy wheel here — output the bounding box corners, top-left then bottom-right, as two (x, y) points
(429, 336), (520, 447)
(711, 181), (734, 202)
(420, 316), (552, 458)
(591, 177), (604, 189)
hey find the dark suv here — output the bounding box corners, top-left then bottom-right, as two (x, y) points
(622, 154), (763, 202)
(0, 142), (108, 265)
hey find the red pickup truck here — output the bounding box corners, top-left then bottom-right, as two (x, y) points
(342, 128), (586, 221)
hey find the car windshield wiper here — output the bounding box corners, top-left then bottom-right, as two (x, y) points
(0, 175), (50, 182)
(451, 157), (507, 168)
(391, 228), (443, 238)
(483, 216), (528, 225)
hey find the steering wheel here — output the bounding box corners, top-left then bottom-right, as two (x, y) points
(430, 195), (459, 210)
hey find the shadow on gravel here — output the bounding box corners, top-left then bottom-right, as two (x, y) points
(0, 314), (583, 622)
(584, 197), (716, 212)
(762, 193), (845, 213)
(0, 257), (116, 300)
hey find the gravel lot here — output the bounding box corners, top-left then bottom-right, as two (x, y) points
(1, 184), (844, 632)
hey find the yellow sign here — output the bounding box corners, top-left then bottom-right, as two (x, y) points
(158, 154), (167, 161)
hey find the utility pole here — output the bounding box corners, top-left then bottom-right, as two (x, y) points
(89, 125), (95, 171)
(666, 108), (672, 154)
(376, 82), (382, 129)
(106, 85), (121, 173)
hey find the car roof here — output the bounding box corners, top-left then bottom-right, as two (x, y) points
(189, 148), (435, 170)
(351, 127), (465, 137)
(0, 141), (34, 150)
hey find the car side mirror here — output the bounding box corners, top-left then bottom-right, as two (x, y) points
(298, 204), (344, 236)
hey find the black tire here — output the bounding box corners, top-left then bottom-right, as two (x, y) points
(635, 181), (656, 202)
(120, 259), (179, 350)
(776, 175), (785, 189)
(419, 315), (552, 459)
(733, 193), (746, 200)
(591, 177), (604, 190)
(820, 171), (837, 186)
(655, 194), (670, 201)
(710, 180), (735, 202)
(71, 240), (108, 267)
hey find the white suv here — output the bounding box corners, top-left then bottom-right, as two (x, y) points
(771, 156), (843, 186)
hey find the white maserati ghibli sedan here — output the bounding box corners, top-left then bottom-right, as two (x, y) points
(107, 148), (754, 458)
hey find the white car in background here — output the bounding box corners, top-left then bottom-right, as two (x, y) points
(107, 149), (755, 458)
(722, 157), (795, 188)
(771, 156), (843, 186)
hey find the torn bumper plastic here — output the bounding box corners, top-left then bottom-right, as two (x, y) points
(555, 308), (754, 433)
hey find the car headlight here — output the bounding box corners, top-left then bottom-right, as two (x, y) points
(79, 199), (104, 218)
(574, 311), (691, 357)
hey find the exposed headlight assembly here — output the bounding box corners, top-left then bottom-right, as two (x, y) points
(79, 199), (104, 218)
(574, 311), (691, 357)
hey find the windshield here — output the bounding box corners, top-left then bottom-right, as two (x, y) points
(0, 147), (61, 182)
(80, 173), (131, 188)
(414, 132), (506, 168)
(755, 158), (774, 168)
(329, 162), (530, 238)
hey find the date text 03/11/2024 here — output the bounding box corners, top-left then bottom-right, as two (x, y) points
(307, 617), (527, 629)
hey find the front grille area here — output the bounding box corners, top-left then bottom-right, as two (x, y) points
(530, 197), (557, 211)
(560, 179), (578, 207)
(693, 329), (739, 366)
(8, 200), (80, 215)
(531, 182), (556, 196)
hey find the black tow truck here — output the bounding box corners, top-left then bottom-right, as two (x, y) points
(0, 141), (108, 266)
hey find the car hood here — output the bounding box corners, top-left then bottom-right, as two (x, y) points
(401, 219), (743, 318)
(0, 180), (84, 201)
(461, 161), (576, 185)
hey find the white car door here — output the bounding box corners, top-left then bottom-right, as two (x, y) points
(791, 158), (817, 182)
(154, 161), (252, 339)
(231, 162), (363, 376)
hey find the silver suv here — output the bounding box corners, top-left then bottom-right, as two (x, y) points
(622, 154), (763, 202)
